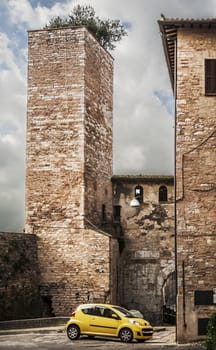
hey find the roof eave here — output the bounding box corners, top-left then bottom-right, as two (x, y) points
(158, 20), (175, 90)
(158, 17), (216, 91)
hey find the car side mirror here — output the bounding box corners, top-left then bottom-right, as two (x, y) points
(112, 313), (120, 319)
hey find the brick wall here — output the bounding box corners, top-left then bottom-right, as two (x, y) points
(0, 232), (42, 321)
(84, 30), (113, 226)
(26, 27), (113, 232)
(34, 227), (118, 316)
(26, 27), (87, 231)
(176, 28), (216, 342)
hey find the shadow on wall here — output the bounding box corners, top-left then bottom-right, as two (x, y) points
(42, 296), (55, 317)
(0, 232), (43, 321)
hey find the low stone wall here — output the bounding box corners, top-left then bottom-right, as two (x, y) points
(0, 317), (68, 330)
(0, 232), (42, 321)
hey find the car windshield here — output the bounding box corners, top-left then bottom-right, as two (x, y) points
(113, 306), (134, 318)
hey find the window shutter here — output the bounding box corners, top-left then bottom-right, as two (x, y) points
(205, 59), (216, 95)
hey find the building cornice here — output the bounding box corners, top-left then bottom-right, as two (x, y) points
(112, 175), (174, 184)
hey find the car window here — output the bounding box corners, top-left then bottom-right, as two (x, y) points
(81, 307), (96, 315)
(102, 308), (113, 318)
(113, 306), (134, 318)
(80, 305), (120, 318)
(93, 307), (102, 316)
(81, 306), (102, 316)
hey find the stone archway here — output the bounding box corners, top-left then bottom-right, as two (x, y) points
(162, 270), (176, 324)
(155, 262), (176, 325)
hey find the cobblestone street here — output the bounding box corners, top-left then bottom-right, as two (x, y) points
(0, 327), (205, 350)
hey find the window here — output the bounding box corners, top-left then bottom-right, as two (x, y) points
(103, 308), (113, 318)
(159, 185), (168, 202)
(135, 185), (143, 203)
(195, 290), (214, 305)
(205, 59), (216, 95)
(198, 318), (210, 336)
(82, 306), (101, 316)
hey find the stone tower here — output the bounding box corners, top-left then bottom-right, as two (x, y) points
(159, 18), (216, 343)
(25, 26), (118, 315)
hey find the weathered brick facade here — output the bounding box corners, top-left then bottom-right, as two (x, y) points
(176, 27), (216, 343)
(26, 26), (113, 231)
(25, 27), (117, 316)
(0, 232), (42, 321)
(112, 176), (175, 325)
(34, 227), (118, 315)
(159, 19), (216, 343)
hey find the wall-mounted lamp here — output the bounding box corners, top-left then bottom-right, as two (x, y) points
(130, 197), (140, 207)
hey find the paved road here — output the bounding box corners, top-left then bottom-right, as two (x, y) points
(0, 330), (205, 350)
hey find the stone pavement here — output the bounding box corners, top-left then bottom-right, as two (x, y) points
(0, 325), (206, 349)
(150, 326), (176, 344)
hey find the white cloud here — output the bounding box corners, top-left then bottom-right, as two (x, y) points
(7, 0), (78, 29)
(0, 30), (26, 232)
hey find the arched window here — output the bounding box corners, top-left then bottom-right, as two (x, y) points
(135, 185), (143, 204)
(159, 185), (168, 203)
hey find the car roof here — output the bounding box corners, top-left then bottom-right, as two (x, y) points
(78, 303), (118, 308)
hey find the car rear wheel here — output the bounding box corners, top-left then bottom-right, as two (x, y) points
(67, 324), (80, 340)
(119, 328), (133, 342)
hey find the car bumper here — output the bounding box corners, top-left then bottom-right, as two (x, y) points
(133, 326), (153, 340)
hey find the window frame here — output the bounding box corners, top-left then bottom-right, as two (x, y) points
(205, 58), (216, 96)
(159, 185), (168, 203)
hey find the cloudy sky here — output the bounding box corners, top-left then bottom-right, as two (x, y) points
(0, 0), (215, 232)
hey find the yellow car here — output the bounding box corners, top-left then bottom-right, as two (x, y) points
(66, 303), (153, 343)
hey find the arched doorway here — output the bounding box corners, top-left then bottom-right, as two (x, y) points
(162, 271), (176, 324)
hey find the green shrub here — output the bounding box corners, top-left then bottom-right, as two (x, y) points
(206, 313), (216, 350)
(45, 5), (127, 50)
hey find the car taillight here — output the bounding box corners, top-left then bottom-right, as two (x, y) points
(71, 311), (76, 317)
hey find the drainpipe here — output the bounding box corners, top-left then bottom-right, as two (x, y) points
(108, 235), (112, 303)
(182, 260), (187, 328)
(174, 37), (178, 342)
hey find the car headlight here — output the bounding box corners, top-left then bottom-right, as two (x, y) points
(129, 319), (141, 326)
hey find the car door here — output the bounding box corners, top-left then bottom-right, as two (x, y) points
(89, 306), (120, 336)
(86, 306), (102, 334)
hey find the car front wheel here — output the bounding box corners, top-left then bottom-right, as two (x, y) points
(67, 324), (80, 340)
(119, 328), (133, 342)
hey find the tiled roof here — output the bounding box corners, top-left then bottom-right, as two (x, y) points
(158, 16), (216, 89)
